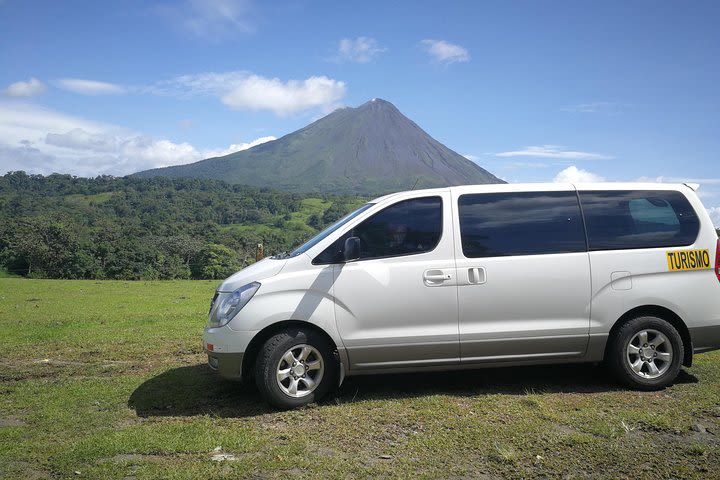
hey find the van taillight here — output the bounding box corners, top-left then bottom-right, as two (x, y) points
(716, 239), (720, 284)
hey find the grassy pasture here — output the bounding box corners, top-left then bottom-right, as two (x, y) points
(219, 197), (340, 251)
(63, 192), (115, 207)
(0, 278), (719, 479)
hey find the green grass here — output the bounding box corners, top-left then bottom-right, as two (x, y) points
(0, 269), (19, 278)
(64, 192), (115, 206)
(220, 197), (333, 239)
(1, 278), (719, 479)
(219, 197), (367, 245)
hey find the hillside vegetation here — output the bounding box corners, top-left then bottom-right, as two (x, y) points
(0, 171), (364, 280)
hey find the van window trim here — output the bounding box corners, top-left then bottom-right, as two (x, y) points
(456, 190), (588, 259)
(288, 203), (375, 258)
(454, 188), (701, 259)
(578, 189), (701, 252)
(312, 195), (445, 265)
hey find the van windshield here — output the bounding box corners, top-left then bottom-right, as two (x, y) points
(282, 203), (375, 258)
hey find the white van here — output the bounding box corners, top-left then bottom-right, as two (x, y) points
(203, 183), (720, 408)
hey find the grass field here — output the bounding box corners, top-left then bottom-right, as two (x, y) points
(1, 278), (719, 479)
(63, 192), (115, 207)
(0, 269), (18, 278)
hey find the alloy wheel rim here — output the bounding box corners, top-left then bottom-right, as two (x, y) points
(626, 329), (673, 379)
(275, 344), (324, 398)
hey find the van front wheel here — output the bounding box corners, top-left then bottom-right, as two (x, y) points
(608, 316), (683, 390)
(255, 329), (337, 409)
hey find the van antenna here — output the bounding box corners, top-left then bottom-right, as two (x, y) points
(411, 178), (419, 190)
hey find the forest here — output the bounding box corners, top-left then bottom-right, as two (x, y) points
(0, 171), (364, 280)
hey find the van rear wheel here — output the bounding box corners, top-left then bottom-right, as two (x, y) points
(255, 328), (337, 409)
(608, 316), (683, 390)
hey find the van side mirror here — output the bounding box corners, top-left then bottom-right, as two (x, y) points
(343, 237), (360, 262)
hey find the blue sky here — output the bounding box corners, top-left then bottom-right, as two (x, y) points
(1, 0), (718, 224)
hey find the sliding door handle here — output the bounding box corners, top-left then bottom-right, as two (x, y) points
(468, 267), (486, 284)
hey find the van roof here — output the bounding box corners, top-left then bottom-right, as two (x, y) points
(368, 182), (695, 204)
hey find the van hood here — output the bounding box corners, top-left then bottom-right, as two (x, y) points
(218, 258), (287, 292)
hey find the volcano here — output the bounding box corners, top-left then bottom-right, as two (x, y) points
(134, 98), (504, 194)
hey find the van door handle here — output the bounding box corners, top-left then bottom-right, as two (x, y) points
(425, 273), (451, 281)
(423, 270), (452, 285)
(467, 267), (486, 284)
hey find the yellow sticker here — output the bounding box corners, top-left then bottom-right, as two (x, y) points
(666, 249), (711, 271)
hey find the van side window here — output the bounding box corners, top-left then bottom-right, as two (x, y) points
(458, 191), (586, 258)
(313, 196), (442, 263)
(580, 190), (700, 250)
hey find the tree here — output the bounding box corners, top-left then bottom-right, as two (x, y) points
(307, 214), (323, 229)
(8, 217), (92, 278)
(0, 172), (362, 279)
(194, 244), (242, 279)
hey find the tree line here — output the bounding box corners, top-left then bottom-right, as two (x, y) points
(0, 171), (362, 280)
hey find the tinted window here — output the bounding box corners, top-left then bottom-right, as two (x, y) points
(580, 190), (699, 250)
(314, 197), (442, 263)
(459, 191), (586, 258)
(288, 203), (374, 257)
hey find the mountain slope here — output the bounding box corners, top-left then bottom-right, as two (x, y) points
(135, 99), (504, 195)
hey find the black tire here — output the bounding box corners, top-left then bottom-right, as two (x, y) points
(255, 328), (338, 409)
(608, 316), (683, 391)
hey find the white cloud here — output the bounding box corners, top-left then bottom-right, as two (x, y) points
(420, 39), (470, 64)
(334, 37), (386, 63)
(158, 72), (347, 116)
(507, 161), (551, 169)
(2, 78), (47, 97)
(707, 207), (720, 228)
(56, 78), (125, 95)
(203, 136), (276, 158)
(178, 119), (194, 130)
(221, 75), (346, 116)
(634, 175), (720, 202)
(556, 169), (718, 226)
(0, 102), (273, 176)
(46, 128), (120, 152)
(0, 102), (113, 145)
(635, 175), (720, 185)
(160, 0), (254, 39)
(119, 137), (201, 169)
(186, 0), (253, 36)
(562, 102), (622, 115)
(553, 166), (605, 183)
(150, 72), (242, 97)
(496, 145), (613, 160)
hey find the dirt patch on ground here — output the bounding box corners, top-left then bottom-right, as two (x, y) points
(1, 461), (51, 479)
(0, 416), (26, 427)
(0, 354), (206, 382)
(656, 428), (719, 446)
(102, 453), (170, 463)
(552, 423), (588, 436)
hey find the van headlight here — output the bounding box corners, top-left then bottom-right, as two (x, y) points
(210, 282), (261, 327)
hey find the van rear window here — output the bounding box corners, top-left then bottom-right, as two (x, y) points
(579, 190), (700, 250)
(458, 191), (586, 258)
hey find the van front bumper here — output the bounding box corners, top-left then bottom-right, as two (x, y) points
(206, 351), (244, 381)
(203, 325), (256, 382)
